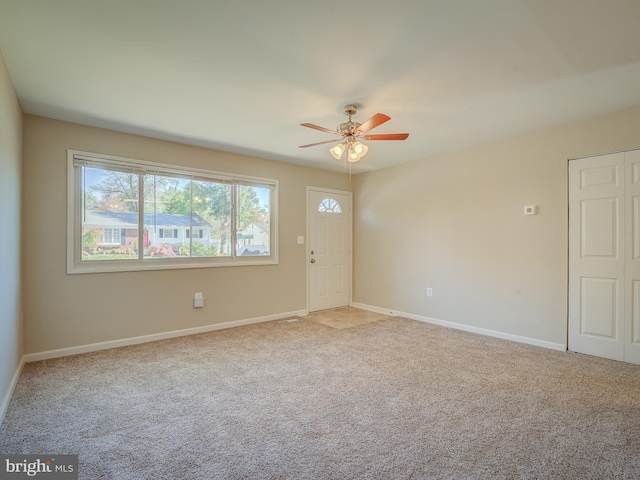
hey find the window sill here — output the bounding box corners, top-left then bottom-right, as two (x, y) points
(68, 256), (278, 274)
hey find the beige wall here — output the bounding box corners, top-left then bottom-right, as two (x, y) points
(18, 99), (640, 355)
(353, 106), (640, 346)
(22, 116), (351, 354)
(0, 51), (23, 408)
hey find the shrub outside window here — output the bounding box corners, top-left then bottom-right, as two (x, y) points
(67, 150), (277, 273)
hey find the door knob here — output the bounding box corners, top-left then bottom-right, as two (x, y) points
(310, 259), (316, 263)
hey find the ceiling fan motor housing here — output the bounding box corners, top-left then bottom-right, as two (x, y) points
(338, 121), (361, 134)
(338, 104), (361, 133)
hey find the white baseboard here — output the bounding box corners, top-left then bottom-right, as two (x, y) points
(350, 302), (398, 316)
(351, 302), (566, 352)
(23, 309), (308, 363)
(0, 357), (25, 427)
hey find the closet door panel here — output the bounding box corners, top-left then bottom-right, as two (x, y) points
(569, 153), (625, 361)
(624, 149), (640, 364)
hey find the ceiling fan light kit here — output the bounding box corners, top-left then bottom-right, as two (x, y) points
(330, 142), (346, 160)
(352, 141), (368, 156)
(299, 104), (409, 164)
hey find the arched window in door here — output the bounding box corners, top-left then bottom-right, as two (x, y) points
(318, 197), (342, 213)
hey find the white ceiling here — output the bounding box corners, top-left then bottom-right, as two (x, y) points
(1, 0), (640, 173)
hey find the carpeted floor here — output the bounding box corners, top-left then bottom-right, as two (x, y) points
(1, 312), (640, 479)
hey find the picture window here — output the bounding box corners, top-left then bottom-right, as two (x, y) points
(68, 150), (277, 273)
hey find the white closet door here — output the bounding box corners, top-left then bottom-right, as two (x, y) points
(569, 153), (625, 361)
(625, 149), (640, 364)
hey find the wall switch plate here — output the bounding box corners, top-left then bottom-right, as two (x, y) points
(194, 292), (204, 308)
(427, 288), (433, 297)
(297, 236), (304, 244)
(524, 205), (537, 216)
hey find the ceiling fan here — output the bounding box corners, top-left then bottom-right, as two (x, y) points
(299, 104), (409, 163)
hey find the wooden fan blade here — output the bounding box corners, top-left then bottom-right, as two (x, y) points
(362, 133), (409, 141)
(300, 123), (341, 135)
(354, 113), (390, 134)
(298, 139), (342, 148)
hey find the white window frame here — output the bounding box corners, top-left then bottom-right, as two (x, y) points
(67, 150), (278, 274)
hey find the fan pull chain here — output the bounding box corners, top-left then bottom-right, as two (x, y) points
(344, 146), (348, 173)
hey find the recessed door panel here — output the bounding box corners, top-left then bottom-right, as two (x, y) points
(580, 277), (617, 339)
(317, 266), (327, 297)
(632, 161), (640, 185)
(581, 198), (617, 258)
(332, 265), (343, 295)
(316, 218), (327, 254)
(332, 220), (343, 255)
(631, 281), (640, 345)
(633, 196), (640, 260)
(580, 165), (618, 189)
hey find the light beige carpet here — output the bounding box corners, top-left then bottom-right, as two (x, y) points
(1, 314), (640, 479)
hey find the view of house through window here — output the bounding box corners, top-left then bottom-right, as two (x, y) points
(236, 184), (271, 256)
(73, 152), (275, 271)
(81, 167), (139, 260)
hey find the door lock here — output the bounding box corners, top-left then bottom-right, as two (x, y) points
(310, 259), (316, 263)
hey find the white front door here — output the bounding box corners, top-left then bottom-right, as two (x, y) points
(308, 188), (351, 312)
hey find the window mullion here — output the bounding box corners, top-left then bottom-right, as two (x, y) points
(153, 174), (157, 248)
(231, 184), (237, 258)
(138, 173), (144, 261)
(189, 179), (193, 257)
(77, 166), (84, 267)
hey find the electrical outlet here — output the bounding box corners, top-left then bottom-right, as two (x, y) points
(427, 288), (433, 297)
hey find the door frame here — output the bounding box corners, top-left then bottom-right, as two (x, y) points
(306, 186), (353, 313)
